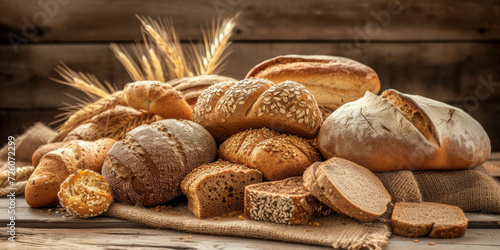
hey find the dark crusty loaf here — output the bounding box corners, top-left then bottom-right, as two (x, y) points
(318, 89), (491, 171)
(219, 128), (321, 181)
(193, 78), (323, 142)
(245, 55), (381, 113)
(244, 177), (332, 225)
(392, 202), (468, 238)
(315, 157), (391, 222)
(101, 119), (217, 207)
(181, 160), (263, 219)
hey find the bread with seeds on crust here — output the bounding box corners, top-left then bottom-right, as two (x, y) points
(181, 160), (263, 219)
(245, 55), (381, 113)
(101, 119), (217, 207)
(244, 177), (332, 225)
(318, 89), (491, 171)
(219, 128), (321, 181)
(193, 78), (323, 142)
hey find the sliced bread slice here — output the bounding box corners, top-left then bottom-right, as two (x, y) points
(181, 160), (263, 219)
(244, 177), (332, 225)
(392, 202), (468, 238)
(315, 157), (391, 221)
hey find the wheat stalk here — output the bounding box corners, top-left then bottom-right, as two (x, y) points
(190, 15), (238, 75)
(110, 43), (145, 81)
(102, 110), (161, 140)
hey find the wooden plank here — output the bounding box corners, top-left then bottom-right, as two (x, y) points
(1, 42), (500, 109)
(0, 0), (499, 43)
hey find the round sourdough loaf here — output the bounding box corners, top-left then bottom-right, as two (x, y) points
(317, 89), (491, 171)
(101, 119), (217, 207)
(193, 78), (323, 142)
(245, 55), (381, 113)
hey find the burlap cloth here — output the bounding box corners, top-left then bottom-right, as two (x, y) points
(2, 122), (500, 249)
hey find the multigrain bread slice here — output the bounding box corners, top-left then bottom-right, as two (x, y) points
(315, 157), (391, 222)
(244, 177), (332, 225)
(392, 202), (468, 238)
(181, 160), (263, 219)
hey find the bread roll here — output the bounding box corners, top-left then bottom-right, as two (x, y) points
(121, 81), (192, 120)
(167, 75), (237, 107)
(193, 78), (323, 142)
(219, 128), (321, 181)
(31, 142), (66, 167)
(102, 119), (217, 207)
(181, 160), (263, 219)
(58, 169), (113, 218)
(25, 138), (116, 208)
(317, 89), (491, 171)
(246, 55), (381, 113)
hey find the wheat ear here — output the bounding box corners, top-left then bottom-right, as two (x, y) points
(102, 110), (161, 141)
(190, 15), (238, 75)
(110, 43), (145, 81)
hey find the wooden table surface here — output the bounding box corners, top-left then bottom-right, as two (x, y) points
(1, 154), (500, 249)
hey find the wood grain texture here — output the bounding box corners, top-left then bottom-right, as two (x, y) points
(0, 0), (499, 43)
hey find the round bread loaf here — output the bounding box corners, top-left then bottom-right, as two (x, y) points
(193, 78), (323, 142)
(317, 89), (491, 171)
(101, 119), (217, 207)
(167, 75), (237, 107)
(245, 55), (381, 113)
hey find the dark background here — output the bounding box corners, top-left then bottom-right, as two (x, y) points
(0, 0), (499, 150)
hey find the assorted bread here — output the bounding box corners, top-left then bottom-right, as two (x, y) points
(244, 177), (332, 225)
(58, 169), (113, 218)
(318, 89), (491, 171)
(181, 160), (263, 218)
(168, 75), (237, 107)
(25, 138), (116, 208)
(245, 55), (381, 114)
(219, 128), (321, 180)
(101, 119), (217, 207)
(193, 78), (323, 142)
(391, 202), (468, 238)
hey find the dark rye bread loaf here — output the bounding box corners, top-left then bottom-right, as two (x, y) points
(101, 119), (216, 207)
(181, 160), (263, 219)
(244, 177), (332, 225)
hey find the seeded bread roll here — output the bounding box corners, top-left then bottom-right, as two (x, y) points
(245, 55), (381, 113)
(181, 160), (263, 219)
(315, 157), (391, 222)
(167, 75), (237, 107)
(31, 142), (66, 167)
(121, 81), (193, 120)
(102, 119), (217, 207)
(392, 202), (468, 238)
(58, 169), (113, 218)
(193, 78), (323, 142)
(219, 128), (321, 181)
(318, 89), (491, 171)
(25, 138), (116, 208)
(244, 177), (332, 225)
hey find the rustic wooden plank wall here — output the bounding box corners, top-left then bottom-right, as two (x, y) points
(0, 0), (499, 150)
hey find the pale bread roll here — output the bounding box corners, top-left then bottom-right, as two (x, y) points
(317, 89), (491, 171)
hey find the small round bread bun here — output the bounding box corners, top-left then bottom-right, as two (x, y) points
(58, 169), (113, 218)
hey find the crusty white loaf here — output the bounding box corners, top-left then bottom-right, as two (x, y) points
(193, 78), (323, 142)
(245, 55), (381, 113)
(318, 89), (491, 171)
(102, 119), (217, 207)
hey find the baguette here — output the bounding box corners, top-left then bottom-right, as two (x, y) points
(25, 138), (116, 208)
(193, 78), (323, 142)
(31, 142), (66, 167)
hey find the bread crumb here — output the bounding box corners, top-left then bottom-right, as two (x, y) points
(238, 215), (244, 220)
(212, 217), (222, 221)
(341, 221), (347, 225)
(153, 205), (172, 212)
(186, 236), (192, 239)
(306, 229), (311, 232)
(429, 242), (435, 246)
(47, 212), (52, 215)
(413, 239), (419, 243)
(313, 221), (320, 227)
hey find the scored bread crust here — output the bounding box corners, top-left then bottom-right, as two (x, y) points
(101, 119), (217, 207)
(58, 169), (113, 218)
(244, 177), (332, 225)
(121, 81), (193, 120)
(245, 55), (380, 111)
(167, 75), (237, 107)
(315, 158), (391, 222)
(391, 202), (468, 238)
(193, 78), (323, 142)
(219, 128), (321, 181)
(317, 90), (491, 171)
(181, 160), (263, 219)
(31, 142), (66, 167)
